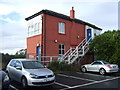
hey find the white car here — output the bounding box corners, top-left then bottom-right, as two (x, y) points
(81, 61), (119, 75)
(6, 59), (55, 88)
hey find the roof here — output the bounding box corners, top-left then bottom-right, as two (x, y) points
(11, 59), (36, 61)
(25, 9), (102, 30)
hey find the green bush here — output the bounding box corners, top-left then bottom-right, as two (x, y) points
(2, 53), (26, 69)
(48, 61), (79, 73)
(90, 30), (120, 67)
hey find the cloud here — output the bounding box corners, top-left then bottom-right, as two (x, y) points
(0, 17), (16, 24)
(0, 0), (119, 3)
(0, 17), (27, 54)
(0, 4), (15, 15)
(1, 12), (21, 21)
(0, 0), (119, 54)
(75, 2), (118, 31)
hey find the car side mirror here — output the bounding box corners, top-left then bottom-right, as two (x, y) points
(16, 66), (22, 70)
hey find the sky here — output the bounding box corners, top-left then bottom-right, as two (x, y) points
(0, 0), (119, 54)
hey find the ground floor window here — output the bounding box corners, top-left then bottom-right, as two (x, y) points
(59, 44), (65, 57)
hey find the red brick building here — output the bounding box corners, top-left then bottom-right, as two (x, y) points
(25, 7), (102, 65)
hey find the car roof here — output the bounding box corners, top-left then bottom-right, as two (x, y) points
(94, 60), (104, 62)
(11, 59), (37, 61)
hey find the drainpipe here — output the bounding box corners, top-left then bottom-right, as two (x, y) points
(42, 13), (46, 58)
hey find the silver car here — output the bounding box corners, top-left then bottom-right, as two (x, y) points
(0, 68), (10, 90)
(81, 61), (119, 75)
(6, 59), (55, 88)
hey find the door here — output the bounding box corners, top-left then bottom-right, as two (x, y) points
(36, 46), (41, 61)
(14, 61), (23, 82)
(37, 46), (41, 55)
(88, 61), (102, 72)
(87, 29), (92, 41)
(8, 60), (16, 80)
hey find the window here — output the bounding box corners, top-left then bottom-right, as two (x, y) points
(10, 60), (16, 67)
(28, 25), (34, 36)
(92, 62), (102, 65)
(22, 61), (45, 69)
(59, 44), (65, 56)
(58, 22), (65, 34)
(28, 21), (42, 36)
(15, 61), (22, 68)
(102, 61), (110, 64)
(35, 23), (38, 34)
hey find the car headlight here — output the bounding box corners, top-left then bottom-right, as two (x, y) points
(52, 73), (55, 77)
(29, 73), (38, 78)
(4, 75), (9, 82)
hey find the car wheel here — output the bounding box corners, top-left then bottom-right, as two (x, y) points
(99, 68), (106, 75)
(21, 77), (28, 88)
(81, 67), (87, 73)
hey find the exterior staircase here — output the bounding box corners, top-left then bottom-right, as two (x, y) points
(60, 37), (92, 64)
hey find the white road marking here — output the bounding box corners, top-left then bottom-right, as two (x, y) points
(54, 82), (72, 88)
(9, 85), (19, 90)
(76, 72), (112, 78)
(57, 74), (96, 82)
(61, 76), (120, 90)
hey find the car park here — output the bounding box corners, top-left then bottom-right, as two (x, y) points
(9, 72), (120, 90)
(0, 68), (10, 90)
(6, 59), (55, 88)
(81, 60), (119, 75)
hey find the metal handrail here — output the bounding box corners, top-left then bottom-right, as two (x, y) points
(62, 38), (86, 60)
(64, 38), (86, 60)
(67, 37), (92, 64)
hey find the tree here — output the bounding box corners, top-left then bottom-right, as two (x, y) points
(2, 50), (26, 69)
(90, 30), (120, 66)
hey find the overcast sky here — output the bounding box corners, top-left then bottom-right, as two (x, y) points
(0, 0), (119, 54)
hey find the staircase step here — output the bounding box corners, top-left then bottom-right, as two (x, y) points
(61, 37), (92, 64)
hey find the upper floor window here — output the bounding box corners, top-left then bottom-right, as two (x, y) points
(28, 22), (42, 37)
(58, 22), (65, 34)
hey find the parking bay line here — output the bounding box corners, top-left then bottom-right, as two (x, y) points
(76, 72), (112, 78)
(57, 74), (96, 82)
(61, 76), (120, 90)
(9, 85), (19, 90)
(55, 82), (72, 88)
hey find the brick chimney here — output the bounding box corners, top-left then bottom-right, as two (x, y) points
(70, 7), (75, 19)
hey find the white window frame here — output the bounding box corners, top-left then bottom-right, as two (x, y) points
(58, 22), (65, 34)
(28, 22), (42, 36)
(59, 44), (65, 56)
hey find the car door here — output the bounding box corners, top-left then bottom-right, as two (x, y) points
(88, 61), (101, 72)
(8, 60), (17, 80)
(14, 60), (23, 82)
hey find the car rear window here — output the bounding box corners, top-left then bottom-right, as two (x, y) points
(102, 61), (110, 64)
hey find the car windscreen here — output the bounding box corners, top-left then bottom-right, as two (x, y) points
(22, 61), (45, 69)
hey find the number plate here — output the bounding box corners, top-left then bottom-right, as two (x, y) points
(44, 78), (51, 82)
(113, 66), (117, 68)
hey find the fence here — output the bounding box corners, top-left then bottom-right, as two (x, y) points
(26, 53), (60, 65)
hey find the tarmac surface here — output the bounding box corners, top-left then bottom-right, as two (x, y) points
(8, 72), (120, 90)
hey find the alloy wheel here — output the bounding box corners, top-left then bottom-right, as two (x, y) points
(22, 77), (27, 88)
(82, 67), (87, 73)
(99, 69), (106, 75)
